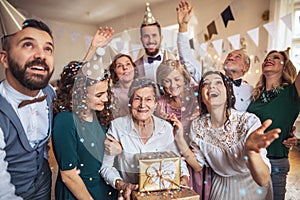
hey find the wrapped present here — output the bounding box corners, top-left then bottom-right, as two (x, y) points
(134, 187), (200, 200)
(137, 151), (180, 192)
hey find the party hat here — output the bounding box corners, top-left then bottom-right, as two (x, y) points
(0, 0), (25, 35)
(142, 2), (156, 25)
(162, 49), (176, 62)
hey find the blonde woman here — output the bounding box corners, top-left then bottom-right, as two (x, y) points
(247, 49), (300, 200)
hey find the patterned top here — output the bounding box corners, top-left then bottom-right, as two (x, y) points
(190, 109), (271, 177)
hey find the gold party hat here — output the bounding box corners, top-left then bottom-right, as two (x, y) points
(162, 49), (176, 62)
(142, 2), (156, 25)
(0, 0), (26, 35)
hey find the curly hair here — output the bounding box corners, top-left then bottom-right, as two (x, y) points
(198, 71), (235, 127)
(53, 61), (113, 130)
(109, 53), (138, 85)
(252, 49), (297, 101)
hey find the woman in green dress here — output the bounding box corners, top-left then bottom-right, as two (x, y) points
(247, 49), (300, 200)
(52, 60), (117, 200)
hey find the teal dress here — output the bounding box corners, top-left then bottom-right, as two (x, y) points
(52, 111), (117, 200)
(247, 84), (300, 158)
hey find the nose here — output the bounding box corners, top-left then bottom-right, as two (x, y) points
(33, 47), (46, 60)
(170, 80), (176, 88)
(139, 99), (146, 107)
(123, 64), (128, 70)
(102, 92), (108, 102)
(227, 56), (234, 61)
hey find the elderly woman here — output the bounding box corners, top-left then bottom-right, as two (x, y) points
(247, 49), (300, 200)
(156, 58), (199, 144)
(170, 71), (281, 200)
(100, 78), (189, 199)
(109, 53), (137, 118)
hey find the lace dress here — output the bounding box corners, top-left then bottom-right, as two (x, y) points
(190, 109), (273, 200)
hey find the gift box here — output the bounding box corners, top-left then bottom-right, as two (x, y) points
(137, 151), (180, 192)
(134, 187), (200, 200)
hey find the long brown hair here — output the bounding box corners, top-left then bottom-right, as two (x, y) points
(53, 61), (113, 129)
(198, 71), (235, 126)
(252, 50), (297, 101)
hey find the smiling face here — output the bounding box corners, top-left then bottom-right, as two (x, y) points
(262, 51), (285, 77)
(86, 80), (108, 111)
(141, 25), (162, 56)
(163, 69), (185, 97)
(223, 49), (248, 79)
(114, 56), (135, 83)
(2, 27), (54, 92)
(130, 86), (157, 122)
(201, 73), (227, 109)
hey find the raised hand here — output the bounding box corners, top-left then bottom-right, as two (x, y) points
(83, 27), (115, 62)
(90, 27), (115, 49)
(167, 113), (184, 140)
(176, 0), (193, 28)
(245, 119), (281, 153)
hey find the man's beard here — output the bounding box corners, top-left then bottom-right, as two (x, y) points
(7, 55), (53, 90)
(144, 43), (160, 57)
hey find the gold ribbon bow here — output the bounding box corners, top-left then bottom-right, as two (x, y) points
(142, 160), (180, 191)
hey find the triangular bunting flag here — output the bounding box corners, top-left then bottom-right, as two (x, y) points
(227, 34), (240, 50)
(200, 42), (208, 51)
(197, 42), (208, 57)
(281, 13), (292, 31)
(207, 21), (218, 39)
(247, 27), (259, 46)
(263, 21), (276, 38)
(212, 39), (223, 56)
(221, 6), (235, 28)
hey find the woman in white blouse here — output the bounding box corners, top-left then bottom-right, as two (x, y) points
(100, 78), (189, 199)
(170, 71), (281, 200)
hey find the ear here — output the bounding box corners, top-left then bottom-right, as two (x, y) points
(0, 50), (9, 69)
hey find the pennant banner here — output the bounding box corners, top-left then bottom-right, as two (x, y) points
(263, 21), (276, 38)
(281, 13), (292, 31)
(247, 27), (259, 46)
(207, 21), (218, 39)
(227, 34), (240, 50)
(212, 39), (223, 56)
(221, 6), (235, 28)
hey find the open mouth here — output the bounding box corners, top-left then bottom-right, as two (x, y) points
(29, 66), (47, 71)
(264, 62), (273, 66)
(208, 91), (218, 98)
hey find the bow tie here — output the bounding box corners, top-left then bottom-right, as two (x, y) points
(229, 78), (242, 87)
(147, 55), (161, 64)
(18, 94), (48, 108)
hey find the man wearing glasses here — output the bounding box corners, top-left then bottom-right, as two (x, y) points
(0, 19), (55, 200)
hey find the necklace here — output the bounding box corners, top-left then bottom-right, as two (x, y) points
(260, 85), (284, 103)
